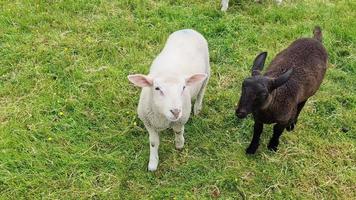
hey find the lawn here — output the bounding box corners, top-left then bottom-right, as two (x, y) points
(0, 0), (355, 199)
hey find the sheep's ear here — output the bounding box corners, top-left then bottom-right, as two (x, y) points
(186, 73), (207, 86)
(127, 74), (153, 87)
(269, 69), (293, 91)
(252, 52), (267, 76)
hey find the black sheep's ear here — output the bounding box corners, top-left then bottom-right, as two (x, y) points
(269, 68), (293, 91)
(251, 52), (267, 76)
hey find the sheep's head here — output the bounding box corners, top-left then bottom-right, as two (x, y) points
(128, 73), (207, 121)
(236, 52), (292, 119)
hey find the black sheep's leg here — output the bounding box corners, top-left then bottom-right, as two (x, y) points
(246, 122), (263, 154)
(295, 100), (307, 123)
(286, 100), (307, 132)
(268, 123), (285, 151)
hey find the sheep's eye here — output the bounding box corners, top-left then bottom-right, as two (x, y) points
(155, 87), (164, 95)
(183, 86), (186, 90)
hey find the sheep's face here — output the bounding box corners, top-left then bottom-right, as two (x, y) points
(235, 51), (270, 118)
(236, 51), (293, 119)
(128, 73), (207, 122)
(151, 77), (187, 121)
(236, 76), (270, 119)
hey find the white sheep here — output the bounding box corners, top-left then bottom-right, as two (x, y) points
(128, 29), (210, 171)
(221, 0), (283, 11)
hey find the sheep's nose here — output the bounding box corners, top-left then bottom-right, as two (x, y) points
(170, 109), (181, 119)
(236, 109), (247, 119)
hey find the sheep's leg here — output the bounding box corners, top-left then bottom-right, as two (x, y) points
(268, 123), (285, 151)
(246, 122), (263, 154)
(275, 0), (283, 5)
(286, 100), (306, 131)
(173, 124), (185, 150)
(194, 77), (209, 115)
(295, 100), (306, 121)
(145, 125), (160, 171)
(221, 0), (229, 11)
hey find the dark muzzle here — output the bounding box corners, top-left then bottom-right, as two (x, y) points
(235, 109), (247, 119)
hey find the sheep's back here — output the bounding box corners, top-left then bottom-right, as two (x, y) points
(265, 38), (327, 102)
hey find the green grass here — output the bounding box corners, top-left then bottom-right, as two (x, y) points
(0, 0), (355, 199)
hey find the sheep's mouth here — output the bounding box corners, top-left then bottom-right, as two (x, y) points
(235, 109), (248, 119)
(167, 116), (181, 122)
(236, 112), (247, 119)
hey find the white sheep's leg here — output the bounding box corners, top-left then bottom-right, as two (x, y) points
(173, 124), (185, 150)
(275, 0), (282, 5)
(194, 77), (209, 115)
(221, 0), (229, 11)
(145, 125), (160, 171)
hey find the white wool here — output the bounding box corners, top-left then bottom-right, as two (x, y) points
(129, 29), (210, 171)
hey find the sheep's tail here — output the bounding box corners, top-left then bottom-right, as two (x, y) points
(313, 26), (322, 43)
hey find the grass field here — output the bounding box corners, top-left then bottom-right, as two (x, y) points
(0, 0), (355, 199)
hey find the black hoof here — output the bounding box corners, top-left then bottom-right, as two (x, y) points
(286, 119), (298, 132)
(286, 123), (294, 132)
(268, 145), (278, 152)
(267, 140), (279, 151)
(245, 144), (258, 154)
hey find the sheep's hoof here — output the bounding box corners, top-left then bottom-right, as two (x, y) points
(267, 143), (278, 152)
(148, 161), (158, 171)
(276, 0), (283, 5)
(175, 139), (185, 150)
(286, 119), (298, 132)
(193, 104), (202, 115)
(245, 145), (258, 154)
(175, 145), (184, 151)
(285, 123), (295, 132)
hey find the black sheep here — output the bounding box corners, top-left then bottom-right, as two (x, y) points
(236, 26), (328, 154)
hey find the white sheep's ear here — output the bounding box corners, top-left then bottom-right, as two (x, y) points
(127, 74), (153, 87)
(186, 73), (207, 86)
